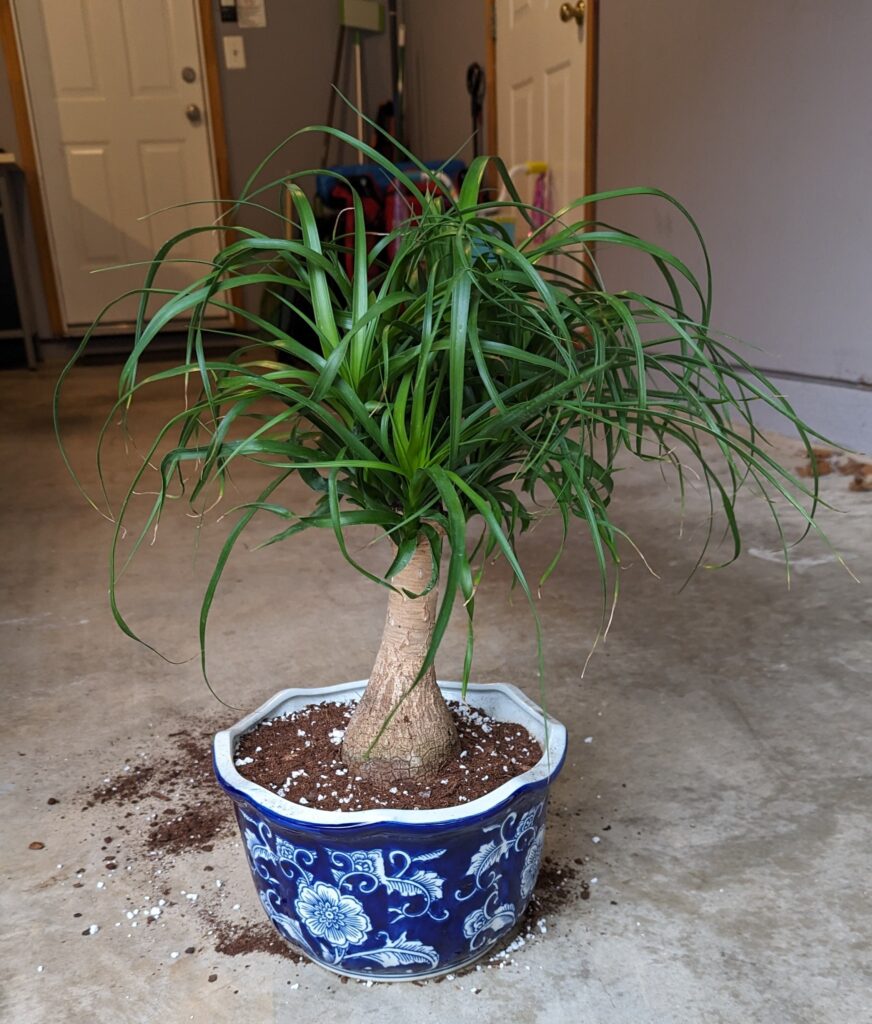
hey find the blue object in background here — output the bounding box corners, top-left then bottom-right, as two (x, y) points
(315, 158), (466, 207)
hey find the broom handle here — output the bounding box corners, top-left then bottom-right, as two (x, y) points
(354, 30), (364, 162)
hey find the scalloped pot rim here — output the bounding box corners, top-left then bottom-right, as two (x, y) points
(213, 680), (567, 831)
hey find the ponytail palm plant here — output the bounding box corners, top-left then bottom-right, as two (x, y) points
(57, 124), (824, 784)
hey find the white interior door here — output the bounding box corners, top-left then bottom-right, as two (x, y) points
(495, 0), (589, 224)
(12, 0), (222, 329)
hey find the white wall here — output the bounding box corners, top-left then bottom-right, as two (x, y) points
(597, 0), (872, 451)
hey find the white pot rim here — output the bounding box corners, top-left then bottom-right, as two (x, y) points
(213, 680), (567, 828)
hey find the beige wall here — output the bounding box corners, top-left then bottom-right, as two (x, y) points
(209, 0), (485, 316)
(211, 0), (487, 194)
(210, 0), (487, 207)
(403, 1), (488, 163)
(210, 2), (343, 223)
(597, 0), (872, 448)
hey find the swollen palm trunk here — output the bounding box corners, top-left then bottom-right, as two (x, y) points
(341, 539), (459, 778)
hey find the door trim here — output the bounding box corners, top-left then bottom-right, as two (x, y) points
(196, 0), (240, 327)
(485, 0), (599, 203)
(2, 0), (233, 337)
(484, 0), (498, 183)
(196, 0), (233, 220)
(0, 0), (63, 336)
(583, 0), (599, 202)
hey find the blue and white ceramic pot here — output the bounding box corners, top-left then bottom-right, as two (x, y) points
(213, 680), (567, 981)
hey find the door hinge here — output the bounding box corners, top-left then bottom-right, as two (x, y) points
(491, 1), (497, 42)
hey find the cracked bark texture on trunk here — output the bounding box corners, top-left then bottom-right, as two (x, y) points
(341, 538), (459, 779)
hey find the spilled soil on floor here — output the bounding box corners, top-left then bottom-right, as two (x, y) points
(83, 721), (234, 857)
(67, 713), (590, 983)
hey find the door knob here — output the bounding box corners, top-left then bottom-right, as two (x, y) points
(185, 104), (202, 123)
(559, 1), (585, 25)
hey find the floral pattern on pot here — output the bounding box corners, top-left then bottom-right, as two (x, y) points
(237, 798), (547, 978)
(459, 807), (543, 951)
(296, 882), (371, 946)
(520, 826), (545, 901)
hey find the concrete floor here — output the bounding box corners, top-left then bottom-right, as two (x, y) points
(2, 359), (870, 1024)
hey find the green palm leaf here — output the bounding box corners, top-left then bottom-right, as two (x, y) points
(55, 119), (832, 699)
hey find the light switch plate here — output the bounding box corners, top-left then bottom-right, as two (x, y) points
(223, 34), (246, 70)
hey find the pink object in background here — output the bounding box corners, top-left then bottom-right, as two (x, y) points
(530, 171), (553, 237)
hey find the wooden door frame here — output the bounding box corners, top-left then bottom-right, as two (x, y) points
(196, 0), (233, 224)
(0, 0), (233, 338)
(484, 0), (599, 201)
(0, 0), (62, 335)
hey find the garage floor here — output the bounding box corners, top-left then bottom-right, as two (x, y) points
(2, 359), (870, 1024)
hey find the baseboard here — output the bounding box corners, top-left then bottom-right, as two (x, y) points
(741, 372), (871, 454)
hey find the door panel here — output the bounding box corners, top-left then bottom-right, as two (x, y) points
(13, 0), (221, 328)
(139, 142), (199, 256)
(65, 146), (119, 263)
(120, 1), (177, 96)
(509, 80), (534, 164)
(544, 59), (576, 220)
(510, 0), (534, 27)
(43, 0), (100, 95)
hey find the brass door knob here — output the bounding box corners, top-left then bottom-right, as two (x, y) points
(559, 1), (585, 26)
(185, 104), (202, 124)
